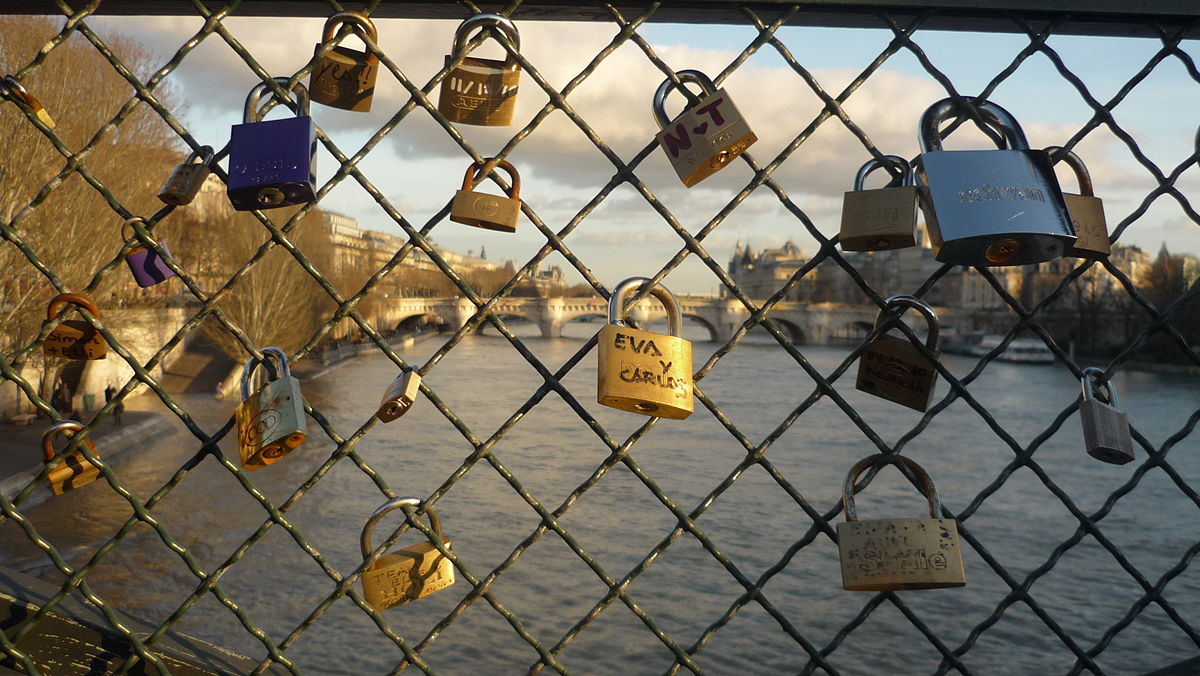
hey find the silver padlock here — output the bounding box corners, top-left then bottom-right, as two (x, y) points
(234, 347), (307, 470)
(840, 155), (918, 251)
(377, 370), (421, 423)
(652, 70), (757, 188)
(1045, 146), (1111, 260)
(1080, 367), (1134, 465)
(158, 145), (214, 206)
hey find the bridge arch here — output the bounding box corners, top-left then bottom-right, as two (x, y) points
(394, 312), (444, 333)
(682, 313), (721, 343)
(759, 317), (805, 345)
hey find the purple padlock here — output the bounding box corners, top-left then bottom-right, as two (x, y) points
(123, 218), (177, 288)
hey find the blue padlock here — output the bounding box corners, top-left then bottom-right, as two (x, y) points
(227, 77), (317, 211)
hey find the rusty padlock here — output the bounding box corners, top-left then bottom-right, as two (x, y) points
(360, 497), (456, 610)
(449, 159), (521, 232)
(123, 218), (177, 288)
(1045, 146), (1111, 260)
(839, 155), (918, 251)
(652, 70), (757, 187)
(158, 145), (214, 206)
(42, 420), (102, 495)
(2, 75), (55, 127)
(855, 295), (940, 411)
(44, 293), (106, 360)
(309, 11), (380, 112)
(437, 14), (521, 126)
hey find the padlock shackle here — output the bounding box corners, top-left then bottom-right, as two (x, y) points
(121, 217), (158, 246)
(461, 159), (521, 199)
(1080, 366), (1119, 409)
(244, 78), (310, 123)
(842, 453), (942, 522)
(239, 347), (290, 400)
(853, 155), (912, 191)
(1044, 145), (1094, 197)
(918, 96), (1029, 153)
(451, 14), (521, 58)
(3, 75), (44, 113)
(184, 145), (215, 166)
(872, 294), (938, 351)
(46, 293), (100, 321)
(607, 277), (683, 338)
(360, 497), (444, 560)
(42, 419), (97, 463)
(652, 70), (719, 129)
(321, 10), (378, 43)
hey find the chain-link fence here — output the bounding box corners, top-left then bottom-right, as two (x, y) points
(2, 1), (1200, 674)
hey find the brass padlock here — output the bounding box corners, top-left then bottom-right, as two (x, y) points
(2, 75), (55, 127)
(234, 347), (307, 470)
(123, 218), (177, 288)
(840, 155), (918, 251)
(42, 420), (101, 496)
(915, 97), (1074, 266)
(437, 14), (521, 126)
(597, 277), (693, 419)
(449, 159), (521, 232)
(856, 295), (940, 412)
(652, 70), (757, 188)
(377, 370), (421, 423)
(838, 454), (966, 591)
(44, 293), (106, 360)
(309, 11), (379, 112)
(360, 497), (456, 610)
(1080, 367), (1134, 465)
(1045, 146), (1111, 260)
(158, 145), (214, 206)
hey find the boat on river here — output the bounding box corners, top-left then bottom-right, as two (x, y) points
(969, 335), (1055, 363)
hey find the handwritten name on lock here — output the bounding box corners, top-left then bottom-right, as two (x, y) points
(610, 332), (690, 397)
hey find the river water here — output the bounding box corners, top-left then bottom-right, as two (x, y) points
(3, 321), (1199, 674)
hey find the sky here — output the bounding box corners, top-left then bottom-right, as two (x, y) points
(84, 13), (1200, 294)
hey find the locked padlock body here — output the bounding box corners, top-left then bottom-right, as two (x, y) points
(857, 334), (939, 412)
(47, 452), (101, 495)
(235, 375), (307, 470)
(1080, 399), (1133, 465)
(838, 517), (966, 591)
(126, 240), (176, 288)
(311, 45), (378, 111)
(841, 186), (919, 251)
(228, 116), (317, 211)
(1064, 193), (1111, 259)
(363, 540), (456, 610)
(450, 188), (520, 232)
(655, 88), (756, 187)
(45, 321), (106, 360)
(439, 55), (520, 126)
(597, 323), (692, 419)
(377, 370), (421, 422)
(158, 162), (211, 206)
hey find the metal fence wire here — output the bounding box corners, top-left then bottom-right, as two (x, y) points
(2, 1), (1200, 674)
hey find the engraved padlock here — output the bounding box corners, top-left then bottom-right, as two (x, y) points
(234, 347), (307, 470)
(840, 155), (918, 251)
(856, 295), (940, 412)
(449, 159), (521, 233)
(123, 218), (177, 288)
(360, 497), (456, 610)
(309, 11), (379, 112)
(1045, 146), (1110, 260)
(838, 453), (966, 591)
(2, 75), (55, 127)
(1080, 367), (1134, 465)
(227, 78), (317, 211)
(597, 277), (693, 419)
(652, 70), (757, 188)
(44, 293), (106, 360)
(437, 14), (521, 126)
(42, 420), (101, 496)
(158, 145), (214, 206)
(377, 370), (421, 423)
(915, 97), (1075, 266)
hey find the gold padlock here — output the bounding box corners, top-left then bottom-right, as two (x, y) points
(44, 293), (106, 360)
(377, 370), (421, 423)
(839, 155), (918, 251)
(855, 295), (940, 412)
(652, 70), (757, 187)
(837, 454), (966, 591)
(360, 498), (456, 610)
(597, 277), (693, 419)
(1046, 145), (1111, 260)
(449, 159), (521, 232)
(309, 11), (379, 112)
(42, 420), (102, 496)
(234, 347), (307, 470)
(437, 14), (521, 126)
(2, 75), (55, 127)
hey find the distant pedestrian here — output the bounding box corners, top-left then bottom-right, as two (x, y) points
(105, 385), (124, 426)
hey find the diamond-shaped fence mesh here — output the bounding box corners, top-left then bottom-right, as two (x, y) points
(1, 1), (1199, 674)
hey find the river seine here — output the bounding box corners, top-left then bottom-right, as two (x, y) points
(3, 321), (1199, 674)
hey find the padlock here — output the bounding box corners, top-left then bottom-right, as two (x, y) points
(122, 218), (177, 288)
(157, 145), (214, 206)
(597, 277), (693, 419)
(309, 11), (379, 112)
(234, 347), (307, 470)
(449, 159), (521, 232)
(1080, 367), (1134, 465)
(44, 293), (106, 360)
(2, 75), (55, 127)
(437, 14), (521, 126)
(915, 96), (1075, 266)
(360, 497), (456, 610)
(1045, 146), (1111, 260)
(652, 70), (757, 188)
(377, 370), (421, 423)
(838, 454), (966, 591)
(227, 78), (317, 211)
(42, 420), (102, 495)
(856, 295), (940, 412)
(840, 155), (918, 251)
